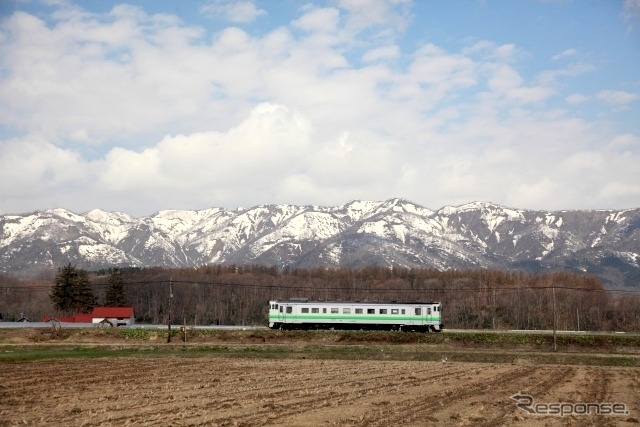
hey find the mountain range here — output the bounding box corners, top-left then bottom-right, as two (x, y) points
(1, 199), (639, 288)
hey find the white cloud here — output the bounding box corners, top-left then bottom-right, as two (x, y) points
(0, 136), (92, 213)
(199, 0), (266, 24)
(463, 41), (520, 62)
(537, 62), (594, 86)
(293, 7), (341, 34)
(483, 63), (553, 104)
(596, 90), (638, 106)
(565, 93), (588, 104)
(0, 7), (222, 145)
(361, 45), (400, 62)
(94, 103), (314, 208)
(0, 2), (638, 214)
(409, 43), (477, 99)
(337, 0), (412, 36)
(552, 48), (578, 60)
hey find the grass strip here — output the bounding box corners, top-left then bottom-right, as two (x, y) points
(1, 342), (638, 367)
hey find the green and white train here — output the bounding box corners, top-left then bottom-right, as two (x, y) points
(268, 299), (443, 332)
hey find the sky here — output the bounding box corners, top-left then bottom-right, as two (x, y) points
(1, 0), (639, 216)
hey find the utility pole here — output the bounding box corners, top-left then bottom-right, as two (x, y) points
(552, 284), (557, 352)
(167, 278), (173, 343)
(492, 288), (496, 331)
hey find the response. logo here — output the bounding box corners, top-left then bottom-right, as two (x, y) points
(511, 392), (629, 416)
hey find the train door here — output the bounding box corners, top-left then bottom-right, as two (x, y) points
(416, 305), (430, 332)
(279, 304), (293, 322)
(414, 306), (423, 329)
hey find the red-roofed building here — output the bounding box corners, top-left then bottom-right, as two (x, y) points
(91, 307), (135, 326)
(43, 306), (134, 326)
(74, 313), (94, 323)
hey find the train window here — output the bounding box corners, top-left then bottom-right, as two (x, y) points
(427, 308), (431, 315)
(355, 308), (363, 314)
(343, 308), (351, 314)
(379, 309), (387, 314)
(323, 308), (327, 313)
(331, 308), (339, 314)
(301, 308), (309, 313)
(415, 308), (421, 315)
(367, 309), (375, 314)
(391, 309), (399, 314)
(401, 309), (406, 314)
(279, 306), (283, 313)
(312, 308), (319, 313)
(286, 307), (292, 314)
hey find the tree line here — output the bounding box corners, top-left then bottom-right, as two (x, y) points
(50, 264), (127, 315)
(1, 264), (639, 331)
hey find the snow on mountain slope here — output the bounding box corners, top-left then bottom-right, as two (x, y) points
(1, 200), (639, 288)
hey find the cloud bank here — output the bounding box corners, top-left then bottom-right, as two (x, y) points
(0, 1), (638, 215)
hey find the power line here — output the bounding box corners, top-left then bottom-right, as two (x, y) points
(2, 279), (640, 294)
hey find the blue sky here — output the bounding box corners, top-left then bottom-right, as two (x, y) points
(0, 0), (639, 216)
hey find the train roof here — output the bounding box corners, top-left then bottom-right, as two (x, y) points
(270, 299), (440, 305)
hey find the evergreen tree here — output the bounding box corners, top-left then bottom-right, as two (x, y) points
(50, 264), (96, 315)
(74, 268), (96, 313)
(104, 268), (127, 306)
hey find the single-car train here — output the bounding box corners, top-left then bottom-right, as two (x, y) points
(268, 299), (443, 332)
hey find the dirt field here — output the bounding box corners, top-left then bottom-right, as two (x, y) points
(1, 355), (639, 427)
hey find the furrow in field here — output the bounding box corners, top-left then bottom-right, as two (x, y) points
(265, 363), (529, 427)
(139, 361), (471, 427)
(348, 364), (541, 427)
(2, 356), (638, 427)
(109, 361), (473, 427)
(469, 365), (577, 426)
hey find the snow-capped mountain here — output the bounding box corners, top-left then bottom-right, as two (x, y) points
(1, 199), (639, 288)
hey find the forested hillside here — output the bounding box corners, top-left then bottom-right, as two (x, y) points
(2, 266), (639, 332)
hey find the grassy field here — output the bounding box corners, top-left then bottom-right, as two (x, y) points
(2, 328), (639, 426)
(2, 328), (640, 426)
(1, 327), (639, 366)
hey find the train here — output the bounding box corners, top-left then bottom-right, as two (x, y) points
(268, 299), (443, 332)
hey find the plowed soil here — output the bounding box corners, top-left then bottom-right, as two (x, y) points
(1, 356), (639, 427)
